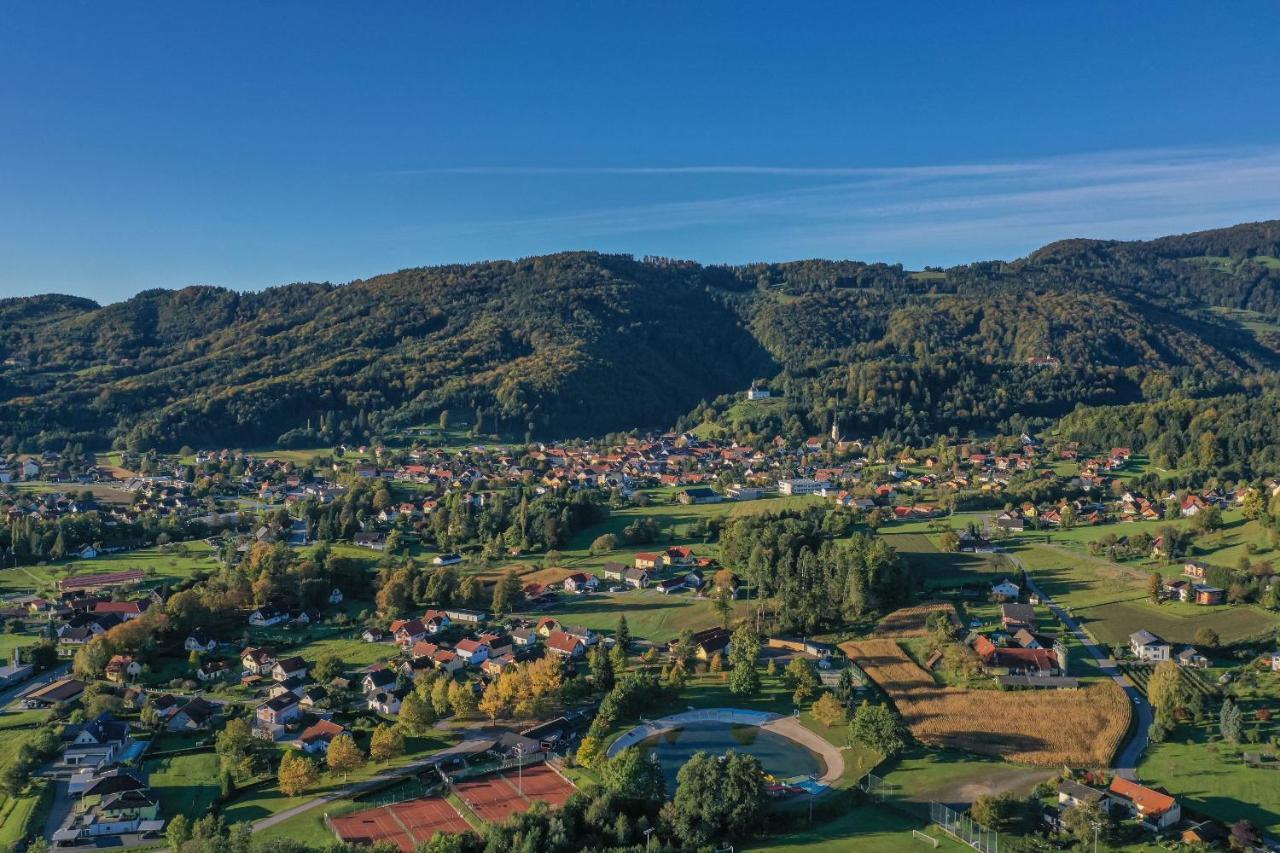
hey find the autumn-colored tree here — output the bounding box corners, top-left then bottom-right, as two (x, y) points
(448, 680), (478, 718)
(326, 733), (364, 778)
(398, 691), (434, 735)
(575, 734), (604, 768)
(277, 750), (318, 797)
(479, 680), (506, 724)
(430, 678), (452, 717)
(812, 693), (846, 727)
(369, 724), (405, 762)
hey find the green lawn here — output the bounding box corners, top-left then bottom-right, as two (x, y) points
(144, 750), (222, 815)
(1138, 660), (1280, 835)
(751, 802), (966, 852)
(879, 528), (1009, 589)
(874, 746), (1052, 812)
(0, 710), (52, 848)
(540, 589), (750, 645)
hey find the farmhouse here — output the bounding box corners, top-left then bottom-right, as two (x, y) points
(248, 605), (289, 627)
(256, 694), (301, 735)
(241, 647), (276, 674)
(168, 697), (216, 732)
(272, 656), (308, 682)
(1129, 630), (1171, 662)
(184, 629), (219, 652)
(1108, 777), (1181, 829)
(104, 655), (141, 683)
(1183, 561), (1208, 580)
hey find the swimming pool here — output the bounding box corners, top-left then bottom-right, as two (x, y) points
(636, 720), (825, 789)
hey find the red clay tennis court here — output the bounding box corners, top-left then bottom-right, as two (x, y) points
(331, 796), (470, 852)
(453, 762), (578, 821)
(507, 763), (576, 806)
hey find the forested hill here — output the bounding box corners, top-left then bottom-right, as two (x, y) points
(3, 220), (1280, 452)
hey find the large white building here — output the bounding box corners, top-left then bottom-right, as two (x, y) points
(777, 478), (820, 496)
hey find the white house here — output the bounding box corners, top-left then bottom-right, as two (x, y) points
(368, 688), (405, 715)
(991, 579), (1021, 599)
(454, 639), (490, 664)
(184, 630), (218, 653)
(563, 573), (598, 594)
(1130, 630), (1172, 662)
(248, 606), (289, 628)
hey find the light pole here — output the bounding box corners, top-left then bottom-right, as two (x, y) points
(1092, 820), (1100, 853)
(514, 745), (523, 795)
(643, 827), (655, 852)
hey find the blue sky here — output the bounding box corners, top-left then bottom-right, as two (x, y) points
(3, 3), (1280, 302)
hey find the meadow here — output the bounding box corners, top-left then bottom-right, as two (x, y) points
(0, 540), (220, 596)
(1136, 657), (1280, 835)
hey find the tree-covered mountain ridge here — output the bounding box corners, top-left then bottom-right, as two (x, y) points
(3, 219), (1280, 451)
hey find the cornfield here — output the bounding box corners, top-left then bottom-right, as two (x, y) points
(841, 639), (1131, 767)
(871, 603), (962, 638)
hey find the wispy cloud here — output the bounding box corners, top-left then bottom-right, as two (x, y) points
(389, 146), (1280, 263)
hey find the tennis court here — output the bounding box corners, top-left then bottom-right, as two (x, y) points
(453, 762), (578, 821)
(332, 796), (470, 851)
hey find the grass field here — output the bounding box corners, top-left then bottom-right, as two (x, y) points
(144, 750), (222, 815)
(752, 803), (966, 852)
(842, 639), (1130, 767)
(1010, 542), (1280, 647)
(1137, 659), (1280, 834)
(880, 529), (1010, 589)
(0, 540), (220, 596)
(0, 710), (52, 848)
(537, 589), (750, 644)
(876, 745), (1052, 812)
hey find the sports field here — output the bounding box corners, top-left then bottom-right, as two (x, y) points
(332, 796), (470, 851)
(453, 763), (576, 822)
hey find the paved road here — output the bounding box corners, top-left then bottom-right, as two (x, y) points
(251, 737), (495, 833)
(1003, 552), (1153, 780)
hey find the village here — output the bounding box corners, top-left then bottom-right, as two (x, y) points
(0, 416), (1279, 853)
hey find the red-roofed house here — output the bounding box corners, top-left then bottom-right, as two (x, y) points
(454, 638), (490, 664)
(297, 719), (347, 755)
(563, 573), (598, 594)
(1108, 777), (1181, 829)
(546, 631), (586, 658)
(93, 600), (150, 621)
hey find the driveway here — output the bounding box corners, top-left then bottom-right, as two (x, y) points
(1004, 552), (1153, 779)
